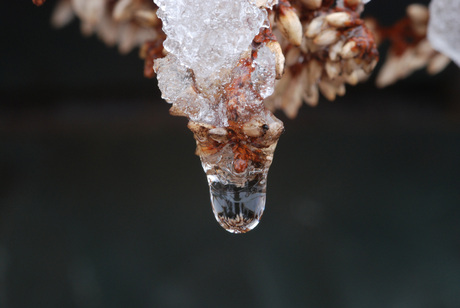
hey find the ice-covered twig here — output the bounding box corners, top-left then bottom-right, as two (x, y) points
(154, 0), (284, 233)
(31, 0), (457, 233)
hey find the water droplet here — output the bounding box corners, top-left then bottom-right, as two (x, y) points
(208, 178), (266, 233)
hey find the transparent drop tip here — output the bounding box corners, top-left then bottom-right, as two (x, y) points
(209, 179), (266, 234)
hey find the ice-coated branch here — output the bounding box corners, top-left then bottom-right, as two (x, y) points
(154, 0), (284, 233)
(31, 0), (458, 233)
(265, 0), (379, 117)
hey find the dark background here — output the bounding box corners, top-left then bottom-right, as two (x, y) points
(1, 1), (460, 307)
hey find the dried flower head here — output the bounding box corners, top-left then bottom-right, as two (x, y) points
(265, 0), (379, 118)
(47, 0), (166, 77)
(373, 4), (451, 88)
(31, 0), (456, 234)
(33, 0), (452, 117)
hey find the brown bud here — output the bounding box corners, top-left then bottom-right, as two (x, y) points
(303, 83), (319, 107)
(243, 122), (264, 138)
(277, 7), (303, 46)
(340, 41), (359, 59)
(319, 79), (337, 101)
(345, 70), (359, 85)
(407, 4), (429, 25)
(301, 0), (322, 10)
(113, 0), (135, 22)
(208, 128), (228, 143)
(307, 59), (323, 82)
(326, 12), (352, 28)
(329, 40), (344, 61)
(266, 41), (285, 79)
(187, 122), (214, 144)
(314, 29), (339, 46)
(336, 83), (346, 96)
(134, 10), (160, 27)
(169, 105), (186, 117)
(427, 53), (450, 75)
(325, 60), (341, 79)
(305, 16), (325, 38)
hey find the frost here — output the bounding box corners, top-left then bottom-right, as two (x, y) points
(428, 0), (460, 67)
(154, 55), (229, 126)
(153, 0), (277, 127)
(252, 45), (276, 99)
(154, 0), (267, 79)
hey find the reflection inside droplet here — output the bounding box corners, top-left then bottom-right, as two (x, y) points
(209, 178), (266, 233)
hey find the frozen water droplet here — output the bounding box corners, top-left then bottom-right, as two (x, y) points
(188, 116), (283, 234)
(209, 178), (266, 234)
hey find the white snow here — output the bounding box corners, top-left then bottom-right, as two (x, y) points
(428, 0), (460, 67)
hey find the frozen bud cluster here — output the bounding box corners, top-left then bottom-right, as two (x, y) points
(154, 54), (230, 126)
(154, 0), (281, 127)
(187, 111), (283, 234)
(155, 0), (267, 78)
(154, 0), (284, 233)
(36, 0), (454, 119)
(32, 0), (457, 234)
(266, 0), (378, 118)
(252, 45), (277, 99)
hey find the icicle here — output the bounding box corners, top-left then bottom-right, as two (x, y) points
(154, 0), (283, 233)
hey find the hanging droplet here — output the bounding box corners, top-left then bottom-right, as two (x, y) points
(208, 177), (266, 233)
(187, 116), (283, 234)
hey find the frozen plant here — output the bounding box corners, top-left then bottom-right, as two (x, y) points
(154, 0), (284, 233)
(32, 0), (458, 233)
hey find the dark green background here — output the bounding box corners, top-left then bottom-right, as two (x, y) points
(1, 1), (459, 307)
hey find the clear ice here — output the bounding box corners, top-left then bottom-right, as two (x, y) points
(209, 180), (266, 233)
(428, 0), (460, 67)
(155, 0), (267, 79)
(154, 0), (283, 233)
(189, 113), (283, 233)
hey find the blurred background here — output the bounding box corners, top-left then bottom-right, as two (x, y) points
(1, 1), (460, 307)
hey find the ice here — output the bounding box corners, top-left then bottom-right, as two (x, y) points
(154, 54), (192, 103)
(252, 45), (276, 99)
(154, 0), (267, 79)
(195, 116), (283, 233)
(209, 177), (266, 233)
(153, 0), (275, 126)
(154, 55), (229, 126)
(153, 0), (283, 233)
(201, 143), (269, 233)
(428, 0), (460, 67)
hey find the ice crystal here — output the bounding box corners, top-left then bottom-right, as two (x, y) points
(154, 0), (277, 127)
(252, 45), (276, 99)
(154, 0), (267, 79)
(154, 55), (229, 126)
